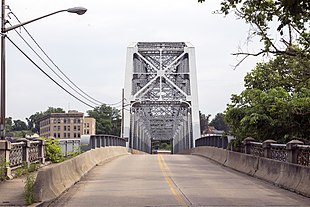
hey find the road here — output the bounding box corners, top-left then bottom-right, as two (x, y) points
(50, 154), (310, 207)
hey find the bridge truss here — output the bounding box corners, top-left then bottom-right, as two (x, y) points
(123, 42), (200, 153)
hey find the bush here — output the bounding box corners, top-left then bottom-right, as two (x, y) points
(44, 138), (64, 163)
(24, 175), (35, 205)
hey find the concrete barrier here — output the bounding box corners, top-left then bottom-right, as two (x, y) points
(186, 146), (310, 197)
(33, 146), (128, 202)
(225, 151), (258, 175)
(191, 146), (227, 164)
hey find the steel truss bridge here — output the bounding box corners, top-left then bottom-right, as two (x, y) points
(123, 42), (200, 153)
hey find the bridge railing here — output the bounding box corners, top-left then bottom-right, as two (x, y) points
(89, 134), (126, 149)
(195, 136), (310, 167)
(0, 138), (45, 178)
(195, 135), (229, 149)
(58, 138), (81, 157)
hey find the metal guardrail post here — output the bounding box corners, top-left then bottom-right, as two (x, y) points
(222, 137), (228, 149)
(287, 140), (304, 164)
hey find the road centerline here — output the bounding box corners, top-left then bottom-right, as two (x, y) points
(157, 154), (188, 207)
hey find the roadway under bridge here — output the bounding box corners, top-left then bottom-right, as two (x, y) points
(123, 42), (201, 153)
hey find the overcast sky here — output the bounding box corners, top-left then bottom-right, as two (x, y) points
(6, 0), (263, 121)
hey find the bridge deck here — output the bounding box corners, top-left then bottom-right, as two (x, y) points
(51, 154), (310, 206)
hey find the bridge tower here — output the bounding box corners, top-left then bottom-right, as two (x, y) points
(123, 42), (200, 153)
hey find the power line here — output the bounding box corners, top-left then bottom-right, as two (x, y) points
(6, 35), (96, 109)
(7, 9), (105, 106)
(8, 22), (102, 107)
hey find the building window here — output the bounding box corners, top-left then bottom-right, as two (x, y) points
(53, 126), (57, 131)
(58, 126), (60, 131)
(57, 119), (61, 124)
(68, 119), (71, 124)
(84, 129), (86, 134)
(74, 119), (76, 124)
(77, 133), (80, 138)
(57, 133), (60, 138)
(74, 126), (76, 131)
(78, 126), (80, 131)
(87, 123), (90, 128)
(86, 129), (89, 134)
(64, 119), (67, 124)
(74, 133), (76, 138)
(53, 119), (57, 124)
(68, 133), (71, 138)
(77, 119), (80, 124)
(64, 126), (67, 131)
(64, 133), (67, 138)
(53, 133), (56, 138)
(68, 126), (71, 131)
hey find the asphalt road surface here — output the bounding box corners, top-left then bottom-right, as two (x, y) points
(50, 154), (310, 207)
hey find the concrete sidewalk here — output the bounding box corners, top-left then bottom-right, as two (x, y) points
(0, 172), (37, 207)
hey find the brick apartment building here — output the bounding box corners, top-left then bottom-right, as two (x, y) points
(39, 110), (96, 139)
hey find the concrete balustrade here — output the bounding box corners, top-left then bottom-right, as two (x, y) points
(0, 139), (45, 178)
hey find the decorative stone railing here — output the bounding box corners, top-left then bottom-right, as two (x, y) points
(0, 139), (45, 178)
(195, 136), (310, 167)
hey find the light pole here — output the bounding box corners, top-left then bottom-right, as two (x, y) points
(0, 1), (87, 139)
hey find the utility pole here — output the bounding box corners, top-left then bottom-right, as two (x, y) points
(1, 0), (6, 139)
(0, 4), (86, 140)
(121, 88), (124, 138)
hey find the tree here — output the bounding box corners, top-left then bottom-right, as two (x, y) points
(198, 0), (310, 65)
(87, 104), (121, 136)
(225, 55), (310, 143)
(5, 117), (13, 133)
(209, 113), (230, 132)
(12, 120), (28, 131)
(199, 111), (210, 133)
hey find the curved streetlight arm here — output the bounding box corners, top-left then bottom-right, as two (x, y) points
(3, 7), (87, 33)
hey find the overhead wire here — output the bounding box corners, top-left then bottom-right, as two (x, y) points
(7, 8), (123, 108)
(7, 21), (102, 107)
(7, 9), (104, 106)
(6, 35), (96, 109)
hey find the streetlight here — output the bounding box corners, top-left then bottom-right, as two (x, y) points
(0, 1), (87, 139)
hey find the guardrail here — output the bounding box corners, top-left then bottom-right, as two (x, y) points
(195, 135), (229, 149)
(0, 135), (126, 179)
(0, 138), (45, 178)
(89, 134), (126, 149)
(58, 138), (81, 157)
(195, 136), (310, 167)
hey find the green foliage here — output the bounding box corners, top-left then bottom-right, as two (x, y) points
(198, 0), (310, 58)
(159, 143), (171, 151)
(24, 175), (35, 205)
(12, 120), (28, 131)
(5, 117), (13, 132)
(209, 113), (230, 132)
(87, 104), (121, 136)
(14, 162), (39, 178)
(44, 138), (64, 163)
(225, 55), (310, 143)
(199, 111), (210, 133)
(67, 146), (81, 157)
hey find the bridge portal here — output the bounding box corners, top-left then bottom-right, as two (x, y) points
(123, 42), (200, 153)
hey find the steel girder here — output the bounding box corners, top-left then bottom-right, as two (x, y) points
(123, 42), (200, 153)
